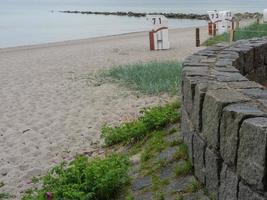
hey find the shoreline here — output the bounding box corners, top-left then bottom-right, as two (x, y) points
(0, 26), (205, 52)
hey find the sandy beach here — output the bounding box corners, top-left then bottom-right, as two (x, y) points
(0, 27), (208, 199)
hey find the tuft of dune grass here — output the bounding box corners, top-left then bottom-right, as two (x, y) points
(106, 61), (182, 95)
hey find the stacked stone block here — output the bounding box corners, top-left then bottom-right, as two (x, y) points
(182, 38), (267, 200)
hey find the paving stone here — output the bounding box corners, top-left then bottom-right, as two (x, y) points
(201, 89), (249, 149)
(159, 161), (186, 180)
(238, 182), (265, 200)
(164, 132), (182, 143)
(220, 103), (264, 167)
(133, 191), (153, 200)
(219, 164), (239, 200)
(131, 176), (152, 191)
(183, 190), (210, 200)
(128, 163), (140, 179)
(193, 134), (206, 184)
(166, 176), (197, 193)
(155, 146), (177, 163)
(237, 117), (267, 190)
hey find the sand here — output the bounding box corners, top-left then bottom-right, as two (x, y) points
(0, 27), (208, 199)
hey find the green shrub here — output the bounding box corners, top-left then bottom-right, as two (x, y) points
(101, 101), (181, 146)
(106, 61), (182, 95)
(22, 154), (130, 200)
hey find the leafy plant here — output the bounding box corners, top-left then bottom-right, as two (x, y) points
(22, 154), (130, 200)
(0, 193), (12, 199)
(101, 101), (181, 146)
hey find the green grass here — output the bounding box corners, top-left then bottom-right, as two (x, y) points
(174, 160), (192, 177)
(184, 181), (202, 193)
(173, 143), (189, 161)
(106, 61), (182, 95)
(22, 154), (130, 200)
(101, 101), (181, 146)
(0, 193), (10, 199)
(203, 23), (267, 46)
(140, 131), (169, 162)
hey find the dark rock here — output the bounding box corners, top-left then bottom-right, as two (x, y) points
(155, 146), (177, 163)
(132, 176), (152, 191)
(166, 176), (197, 193)
(193, 134), (206, 184)
(201, 89), (249, 149)
(159, 161), (186, 180)
(164, 132), (182, 143)
(238, 182), (265, 200)
(205, 148), (220, 198)
(133, 191), (153, 200)
(183, 131), (194, 163)
(220, 103), (264, 168)
(237, 117), (267, 190)
(183, 190), (210, 200)
(219, 164), (239, 200)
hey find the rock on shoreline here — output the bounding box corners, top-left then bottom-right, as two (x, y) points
(59, 10), (263, 21)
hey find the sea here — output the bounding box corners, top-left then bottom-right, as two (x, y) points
(0, 0), (266, 48)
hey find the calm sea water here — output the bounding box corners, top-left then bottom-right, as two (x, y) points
(0, 0), (266, 48)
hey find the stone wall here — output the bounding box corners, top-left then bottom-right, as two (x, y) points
(182, 38), (267, 200)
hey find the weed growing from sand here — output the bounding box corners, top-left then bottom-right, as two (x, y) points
(101, 101), (181, 146)
(22, 154), (130, 200)
(105, 61), (182, 95)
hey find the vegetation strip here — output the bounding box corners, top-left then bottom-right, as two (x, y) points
(22, 155), (130, 200)
(203, 23), (267, 46)
(101, 101), (181, 146)
(22, 101), (212, 199)
(105, 61), (182, 95)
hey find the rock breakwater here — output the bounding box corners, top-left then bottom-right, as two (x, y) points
(59, 11), (263, 21)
